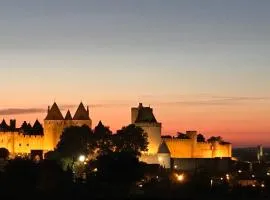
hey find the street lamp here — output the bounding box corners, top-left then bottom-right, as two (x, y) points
(78, 155), (86, 162)
(175, 173), (184, 182)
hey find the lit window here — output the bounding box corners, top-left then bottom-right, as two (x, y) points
(19, 143), (21, 146)
(27, 144), (29, 146)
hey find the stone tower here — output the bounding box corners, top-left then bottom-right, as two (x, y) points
(43, 102), (92, 152)
(44, 102), (65, 151)
(157, 141), (171, 169)
(131, 103), (162, 155)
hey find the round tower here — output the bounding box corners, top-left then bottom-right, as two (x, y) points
(157, 141), (171, 169)
(132, 103), (162, 155)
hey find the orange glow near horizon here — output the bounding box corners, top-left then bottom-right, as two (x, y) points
(1, 100), (270, 148)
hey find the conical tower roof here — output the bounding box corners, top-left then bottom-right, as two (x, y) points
(20, 121), (28, 130)
(73, 102), (90, 120)
(0, 119), (9, 130)
(65, 110), (73, 120)
(32, 119), (44, 135)
(45, 102), (64, 120)
(158, 141), (170, 154)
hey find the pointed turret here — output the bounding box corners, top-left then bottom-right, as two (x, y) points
(65, 110), (73, 120)
(45, 102), (64, 120)
(0, 119), (9, 130)
(20, 121), (28, 131)
(27, 123), (32, 130)
(158, 141), (170, 154)
(32, 119), (44, 135)
(73, 102), (90, 120)
(97, 120), (103, 127)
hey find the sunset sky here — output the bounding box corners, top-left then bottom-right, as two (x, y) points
(1, 1), (270, 147)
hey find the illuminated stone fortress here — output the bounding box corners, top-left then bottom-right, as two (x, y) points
(0, 102), (231, 168)
(132, 103), (232, 168)
(0, 102), (91, 156)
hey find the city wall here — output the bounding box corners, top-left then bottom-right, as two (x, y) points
(0, 132), (43, 155)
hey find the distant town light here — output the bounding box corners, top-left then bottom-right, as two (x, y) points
(251, 174), (255, 178)
(261, 184), (265, 188)
(220, 177), (224, 181)
(238, 170), (242, 173)
(174, 165), (178, 169)
(158, 157), (163, 162)
(267, 172), (270, 176)
(176, 173), (184, 182)
(78, 155), (86, 162)
(252, 184), (256, 187)
(93, 168), (98, 172)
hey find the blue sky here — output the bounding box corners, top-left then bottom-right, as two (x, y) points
(1, 0), (270, 145)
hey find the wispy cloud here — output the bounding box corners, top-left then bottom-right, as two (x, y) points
(0, 104), (77, 115)
(1, 96), (269, 115)
(0, 108), (46, 115)
(0, 103), (130, 115)
(156, 96), (270, 106)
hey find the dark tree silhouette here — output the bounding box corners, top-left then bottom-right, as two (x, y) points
(0, 148), (9, 160)
(37, 160), (73, 194)
(87, 151), (145, 197)
(207, 136), (223, 143)
(55, 125), (96, 159)
(113, 124), (148, 156)
(3, 158), (38, 195)
(94, 152), (143, 183)
(176, 132), (190, 139)
(197, 134), (206, 142)
(161, 135), (172, 139)
(93, 121), (113, 155)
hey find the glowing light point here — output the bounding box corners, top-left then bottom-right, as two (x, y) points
(175, 173), (184, 182)
(78, 155), (86, 162)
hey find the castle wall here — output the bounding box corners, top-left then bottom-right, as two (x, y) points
(172, 158), (232, 173)
(135, 122), (162, 155)
(0, 118), (94, 156)
(212, 142), (232, 158)
(140, 154), (158, 164)
(163, 138), (231, 159)
(163, 138), (193, 158)
(0, 132), (15, 154)
(0, 132), (43, 155)
(13, 134), (43, 154)
(193, 142), (213, 158)
(72, 120), (92, 128)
